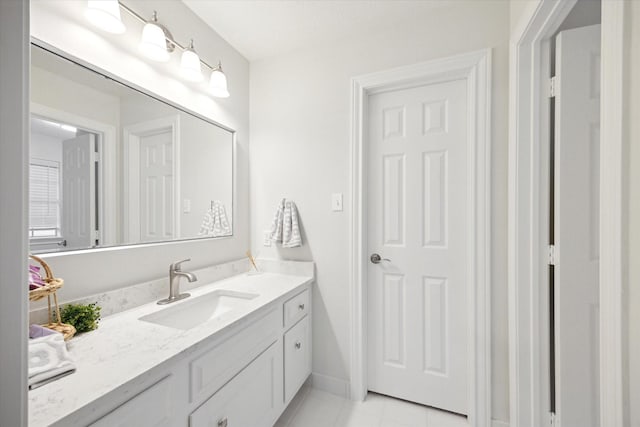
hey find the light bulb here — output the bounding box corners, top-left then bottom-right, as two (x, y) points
(180, 40), (203, 82)
(209, 63), (229, 98)
(139, 12), (170, 62)
(85, 0), (126, 34)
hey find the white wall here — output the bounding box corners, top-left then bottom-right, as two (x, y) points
(625, 2), (640, 424)
(30, 0), (250, 302)
(30, 132), (63, 163)
(250, 1), (511, 422)
(510, 0), (540, 36)
(0, 1), (29, 425)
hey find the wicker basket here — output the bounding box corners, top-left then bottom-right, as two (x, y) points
(29, 255), (76, 341)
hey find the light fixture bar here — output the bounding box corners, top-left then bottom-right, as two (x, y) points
(117, 1), (219, 72)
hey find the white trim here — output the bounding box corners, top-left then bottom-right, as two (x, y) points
(349, 49), (492, 427)
(30, 102), (118, 246)
(310, 372), (350, 399)
(123, 115), (181, 242)
(0, 1), (29, 425)
(508, 1), (625, 426)
(599, 1), (625, 425)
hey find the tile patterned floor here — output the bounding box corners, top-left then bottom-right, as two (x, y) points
(275, 386), (469, 427)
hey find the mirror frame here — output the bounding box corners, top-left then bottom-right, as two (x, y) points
(30, 38), (236, 254)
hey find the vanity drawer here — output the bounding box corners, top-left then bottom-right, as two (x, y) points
(90, 375), (173, 427)
(189, 307), (280, 404)
(284, 316), (311, 403)
(189, 342), (283, 427)
(283, 288), (309, 329)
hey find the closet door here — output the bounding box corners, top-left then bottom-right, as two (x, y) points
(554, 23), (601, 427)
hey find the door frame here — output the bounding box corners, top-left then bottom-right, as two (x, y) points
(31, 102), (118, 247)
(123, 115), (181, 242)
(349, 49), (492, 427)
(508, 1), (625, 426)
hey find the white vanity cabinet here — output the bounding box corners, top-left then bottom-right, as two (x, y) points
(189, 287), (312, 427)
(284, 316), (311, 403)
(89, 375), (175, 427)
(31, 277), (313, 427)
(189, 342), (283, 427)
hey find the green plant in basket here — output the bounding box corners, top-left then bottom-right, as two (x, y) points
(58, 302), (101, 333)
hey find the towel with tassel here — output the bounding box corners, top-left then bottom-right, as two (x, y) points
(269, 199), (302, 248)
(28, 333), (76, 389)
(199, 201), (231, 237)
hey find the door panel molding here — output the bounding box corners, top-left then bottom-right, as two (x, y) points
(123, 115), (181, 243)
(349, 49), (492, 427)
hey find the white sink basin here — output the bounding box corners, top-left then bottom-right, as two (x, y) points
(139, 290), (259, 330)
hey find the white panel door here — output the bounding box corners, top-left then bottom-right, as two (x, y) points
(139, 130), (174, 242)
(367, 78), (468, 414)
(554, 24), (601, 427)
(62, 133), (95, 250)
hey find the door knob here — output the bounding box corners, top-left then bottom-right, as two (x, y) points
(370, 253), (390, 264)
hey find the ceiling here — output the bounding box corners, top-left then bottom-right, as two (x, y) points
(182, 1), (456, 62)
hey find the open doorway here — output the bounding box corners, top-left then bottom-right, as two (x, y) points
(549, 2), (601, 425)
(509, 0), (625, 425)
(29, 116), (102, 252)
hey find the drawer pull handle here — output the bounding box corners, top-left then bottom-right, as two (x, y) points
(295, 342), (302, 349)
(217, 418), (228, 427)
(298, 303), (305, 310)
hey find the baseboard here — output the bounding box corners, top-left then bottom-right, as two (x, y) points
(492, 420), (509, 427)
(310, 372), (350, 398)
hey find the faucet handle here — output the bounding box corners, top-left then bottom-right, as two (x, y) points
(170, 258), (191, 271)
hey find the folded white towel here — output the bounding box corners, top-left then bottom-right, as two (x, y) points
(199, 201), (231, 237)
(28, 333), (75, 390)
(269, 199), (302, 248)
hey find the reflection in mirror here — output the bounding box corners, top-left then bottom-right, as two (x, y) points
(29, 43), (234, 253)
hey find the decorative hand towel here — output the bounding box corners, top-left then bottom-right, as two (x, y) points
(269, 198), (286, 243)
(269, 199), (302, 248)
(28, 333), (76, 390)
(199, 201), (231, 237)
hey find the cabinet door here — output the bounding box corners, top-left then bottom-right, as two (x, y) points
(90, 375), (173, 427)
(284, 316), (311, 403)
(189, 342), (283, 427)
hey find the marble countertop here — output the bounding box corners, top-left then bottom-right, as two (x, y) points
(28, 270), (313, 426)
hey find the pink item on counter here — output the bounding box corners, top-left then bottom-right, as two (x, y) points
(29, 324), (58, 338)
(29, 264), (45, 290)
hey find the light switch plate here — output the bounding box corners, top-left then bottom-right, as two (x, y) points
(332, 193), (343, 212)
(182, 199), (191, 213)
(263, 230), (272, 247)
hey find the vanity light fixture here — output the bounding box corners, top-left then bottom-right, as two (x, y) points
(139, 11), (174, 62)
(209, 62), (230, 98)
(180, 40), (204, 82)
(84, 1), (230, 97)
(85, 0), (126, 34)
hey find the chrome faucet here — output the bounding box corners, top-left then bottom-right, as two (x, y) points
(157, 258), (197, 305)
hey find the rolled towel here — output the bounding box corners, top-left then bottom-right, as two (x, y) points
(28, 333), (76, 390)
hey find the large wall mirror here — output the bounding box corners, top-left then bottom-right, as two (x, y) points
(30, 43), (234, 253)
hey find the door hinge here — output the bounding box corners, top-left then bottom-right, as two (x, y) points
(94, 151), (100, 162)
(93, 230), (101, 241)
(550, 412), (556, 427)
(548, 245), (557, 266)
(550, 76), (557, 98)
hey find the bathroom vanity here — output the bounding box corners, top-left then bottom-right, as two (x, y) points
(28, 266), (313, 427)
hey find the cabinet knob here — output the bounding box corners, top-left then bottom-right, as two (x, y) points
(217, 418), (228, 427)
(295, 342), (302, 349)
(298, 303), (305, 310)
